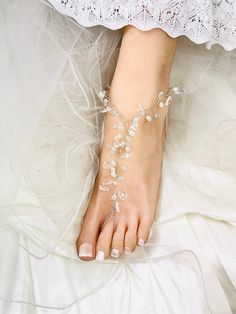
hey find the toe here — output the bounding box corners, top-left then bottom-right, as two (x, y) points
(76, 213), (100, 261)
(96, 220), (114, 261)
(111, 220), (126, 258)
(137, 215), (154, 246)
(124, 219), (138, 255)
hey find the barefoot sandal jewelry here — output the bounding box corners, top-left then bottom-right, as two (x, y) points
(97, 85), (184, 228)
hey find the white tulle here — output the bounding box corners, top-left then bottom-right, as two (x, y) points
(0, 0), (236, 313)
(47, 0), (236, 51)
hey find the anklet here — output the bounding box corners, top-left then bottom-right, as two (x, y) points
(96, 85), (184, 226)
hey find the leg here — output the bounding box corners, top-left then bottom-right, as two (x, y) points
(77, 26), (178, 261)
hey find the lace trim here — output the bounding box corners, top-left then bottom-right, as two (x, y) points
(48, 0), (236, 51)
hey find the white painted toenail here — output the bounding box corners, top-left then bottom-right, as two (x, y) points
(138, 239), (145, 246)
(111, 249), (120, 258)
(125, 247), (131, 255)
(79, 243), (93, 257)
(96, 250), (105, 261)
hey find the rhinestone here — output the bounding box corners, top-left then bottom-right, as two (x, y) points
(114, 201), (120, 213)
(113, 122), (124, 130)
(171, 85), (184, 94)
(122, 152), (132, 159)
(111, 168), (117, 178)
(117, 176), (124, 181)
(103, 161), (111, 169)
(111, 194), (117, 201)
(103, 98), (109, 105)
(103, 180), (113, 185)
(99, 184), (110, 192)
(114, 133), (121, 140)
(138, 105), (145, 115)
(128, 129), (135, 136)
(145, 115), (152, 122)
(118, 191), (127, 200)
(165, 96), (172, 106)
(100, 106), (110, 113)
(172, 85), (179, 93)
(98, 90), (106, 99)
(110, 160), (116, 166)
(119, 140), (125, 147)
(158, 91), (165, 100)
(106, 144), (117, 153)
(159, 101), (164, 108)
(154, 112), (160, 118)
(125, 146), (131, 152)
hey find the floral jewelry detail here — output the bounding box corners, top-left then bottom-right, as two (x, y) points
(97, 85), (184, 225)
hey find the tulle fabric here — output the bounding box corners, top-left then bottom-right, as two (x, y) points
(0, 0), (236, 313)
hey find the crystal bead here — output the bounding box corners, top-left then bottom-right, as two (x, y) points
(100, 106), (110, 113)
(119, 141), (125, 147)
(104, 99), (109, 106)
(125, 135), (131, 143)
(104, 180), (113, 185)
(117, 176), (124, 181)
(106, 144), (117, 153)
(128, 129), (135, 137)
(111, 108), (120, 116)
(98, 90), (106, 99)
(145, 115), (152, 122)
(122, 152), (132, 159)
(114, 133), (121, 140)
(111, 168), (117, 178)
(111, 194), (117, 201)
(171, 85), (179, 93)
(113, 201), (120, 213)
(165, 96), (172, 106)
(99, 184), (110, 192)
(103, 161), (111, 169)
(118, 191), (127, 200)
(138, 105), (145, 115)
(171, 85), (184, 94)
(113, 122), (124, 130)
(159, 101), (164, 108)
(158, 91), (165, 100)
(110, 160), (116, 167)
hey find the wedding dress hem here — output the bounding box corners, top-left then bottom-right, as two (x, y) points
(47, 0), (236, 51)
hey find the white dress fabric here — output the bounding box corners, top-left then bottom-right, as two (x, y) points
(0, 0), (236, 313)
(47, 0), (236, 51)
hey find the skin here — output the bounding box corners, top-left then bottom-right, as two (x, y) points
(76, 26), (179, 261)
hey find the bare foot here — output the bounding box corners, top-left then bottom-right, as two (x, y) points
(76, 88), (169, 261)
(76, 25), (178, 261)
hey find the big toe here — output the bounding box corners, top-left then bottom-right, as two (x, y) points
(76, 214), (100, 261)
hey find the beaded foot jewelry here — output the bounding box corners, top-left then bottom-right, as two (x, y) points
(97, 85), (184, 228)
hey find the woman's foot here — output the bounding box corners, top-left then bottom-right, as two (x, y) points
(76, 26), (178, 261)
(77, 98), (167, 261)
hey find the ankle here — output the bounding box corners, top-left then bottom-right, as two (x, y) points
(109, 72), (170, 119)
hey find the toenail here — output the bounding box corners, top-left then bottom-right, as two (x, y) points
(111, 249), (120, 258)
(96, 250), (105, 261)
(138, 238), (145, 246)
(79, 243), (93, 257)
(125, 247), (131, 255)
